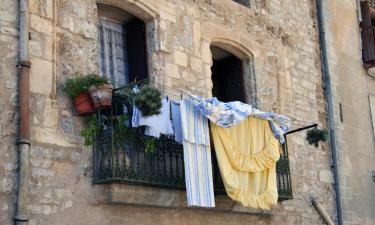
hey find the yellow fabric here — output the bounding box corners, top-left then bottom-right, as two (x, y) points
(210, 117), (280, 209)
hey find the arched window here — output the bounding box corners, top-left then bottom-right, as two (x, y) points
(211, 46), (246, 102)
(97, 4), (148, 87)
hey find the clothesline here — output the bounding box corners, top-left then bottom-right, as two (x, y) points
(129, 92), (288, 209)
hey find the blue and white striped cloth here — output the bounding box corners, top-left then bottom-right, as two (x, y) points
(180, 98), (215, 208)
(186, 93), (289, 144)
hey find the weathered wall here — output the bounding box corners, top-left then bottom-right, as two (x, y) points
(0, 0), (19, 224)
(0, 0), (337, 225)
(324, 1), (375, 225)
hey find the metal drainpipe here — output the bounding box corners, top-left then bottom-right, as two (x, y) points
(15, 0), (31, 224)
(312, 197), (335, 225)
(316, 0), (343, 225)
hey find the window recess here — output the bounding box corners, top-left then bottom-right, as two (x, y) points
(360, 1), (375, 67)
(233, 0), (251, 7)
(98, 4), (148, 87)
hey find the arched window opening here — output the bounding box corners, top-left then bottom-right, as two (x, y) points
(98, 4), (148, 87)
(210, 46), (246, 102)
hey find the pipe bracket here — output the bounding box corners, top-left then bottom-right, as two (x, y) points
(16, 61), (31, 69)
(16, 138), (31, 146)
(14, 215), (29, 222)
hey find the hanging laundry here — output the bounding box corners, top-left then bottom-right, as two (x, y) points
(133, 97), (174, 138)
(185, 92), (288, 143)
(132, 105), (141, 127)
(210, 116), (280, 209)
(171, 101), (183, 144)
(180, 98), (215, 208)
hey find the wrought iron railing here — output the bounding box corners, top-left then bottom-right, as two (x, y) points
(93, 90), (293, 201)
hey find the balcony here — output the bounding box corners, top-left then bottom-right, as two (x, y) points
(92, 90), (293, 202)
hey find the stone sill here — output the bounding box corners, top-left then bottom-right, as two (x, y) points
(91, 184), (273, 215)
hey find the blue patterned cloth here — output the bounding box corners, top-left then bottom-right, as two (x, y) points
(186, 93), (289, 144)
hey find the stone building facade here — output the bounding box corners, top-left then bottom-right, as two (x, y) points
(322, 1), (375, 225)
(1, 0), (360, 224)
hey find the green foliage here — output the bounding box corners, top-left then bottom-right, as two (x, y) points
(143, 136), (157, 154)
(80, 115), (99, 146)
(134, 85), (162, 117)
(78, 81), (160, 153)
(80, 113), (157, 153)
(63, 73), (108, 97)
(118, 82), (162, 117)
(306, 128), (328, 147)
(114, 114), (157, 153)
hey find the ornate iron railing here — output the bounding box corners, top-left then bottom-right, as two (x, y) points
(93, 91), (293, 201)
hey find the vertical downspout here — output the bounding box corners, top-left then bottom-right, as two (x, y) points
(15, 0), (31, 224)
(316, 0), (343, 225)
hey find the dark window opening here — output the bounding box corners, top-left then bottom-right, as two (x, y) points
(98, 4), (148, 87)
(360, 1), (375, 67)
(211, 46), (246, 102)
(233, 0), (250, 7)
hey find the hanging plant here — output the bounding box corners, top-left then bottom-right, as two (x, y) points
(80, 115), (99, 146)
(62, 74), (109, 115)
(133, 85), (162, 117)
(63, 74), (108, 98)
(306, 128), (328, 147)
(78, 81), (161, 153)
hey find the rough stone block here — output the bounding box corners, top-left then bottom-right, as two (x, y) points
(193, 21), (201, 55)
(174, 50), (188, 67)
(30, 57), (53, 95)
(43, 98), (59, 128)
(190, 57), (202, 73)
(32, 127), (77, 147)
(0, 0), (17, 23)
(165, 62), (180, 78)
(201, 41), (212, 64)
(32, 168), (55, 178)
(30, 14), (52, 36)
(31, 145), (53, 159)
(182, 71), (197, 82)
(1, 177), (13, 194)
(319, 169), (334, 183)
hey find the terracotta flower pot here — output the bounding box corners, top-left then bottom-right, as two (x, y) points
(74, 92), (95, 116)
(89, 84), (113, 110)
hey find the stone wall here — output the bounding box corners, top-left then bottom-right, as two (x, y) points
(0, 0), (337, 225)
(0, 0), (20, 224)
(323, 1), (375, 225)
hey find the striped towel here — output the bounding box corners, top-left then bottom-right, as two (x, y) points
(180, 98), (215, 208)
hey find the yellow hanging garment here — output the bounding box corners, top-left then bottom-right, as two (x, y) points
(210, 116), (280, 209)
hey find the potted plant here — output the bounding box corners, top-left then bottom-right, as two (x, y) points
(306, 128), (328, 147)
(88, 82), (113, 110)
(63, 74), (108, 116)
(133, 85), (162, 116)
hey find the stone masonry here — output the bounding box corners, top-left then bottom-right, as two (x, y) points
(323, 1), (375, 225)
(0, 0), (341, 225)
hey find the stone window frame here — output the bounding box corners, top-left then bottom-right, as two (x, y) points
(96, 0), (162, 86)
(210, 38), (258, 107)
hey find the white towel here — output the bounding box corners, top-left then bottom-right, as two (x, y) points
(137, 98), (174, 138)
